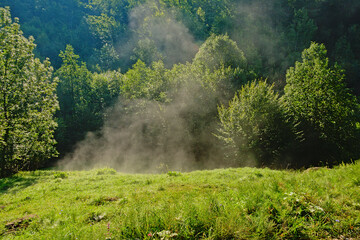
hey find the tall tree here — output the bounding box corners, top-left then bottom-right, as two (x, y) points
(55, 45), (122, 155)
(0, 7), (58, 177)
(283, 42), (360, 166)
(55, 45), (93, 154)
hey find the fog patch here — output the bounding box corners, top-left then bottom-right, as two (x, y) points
(128, 0), (199, 67)
(229, 1), (287, 78)
(58, 80), (227, 173)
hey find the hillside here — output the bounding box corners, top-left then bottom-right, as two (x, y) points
(1, 162), (360, 239)
(1, 1), (360, 176)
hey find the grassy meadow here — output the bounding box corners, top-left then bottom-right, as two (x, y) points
(1, 162), (360, 239)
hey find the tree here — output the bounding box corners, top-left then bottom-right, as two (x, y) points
(55, 45), (123, 155)
(121, 60), (169, 101)
(286, 8), (317, 58)
(217, 80), (292, 167)
(193, 34), (246, 71)
(0, 7), (58, 177)
(91, 70), (122, 111)
(193, 34), (254, 95)
(131, 38), (163, 66)
(283, 42), (360, 166)
(55, 45), (93, 154)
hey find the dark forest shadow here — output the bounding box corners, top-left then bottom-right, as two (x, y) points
(0, 174), (38, 194)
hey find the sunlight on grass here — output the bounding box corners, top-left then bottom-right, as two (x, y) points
(0, 162), (359, 239)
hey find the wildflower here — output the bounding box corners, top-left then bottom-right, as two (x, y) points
(335, 219), (340, 222)
(148, 233), (153, 237)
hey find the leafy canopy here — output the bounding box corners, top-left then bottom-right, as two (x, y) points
(217, 80), (291, 167)
(193, 34), (246, 71)
(0, 7), (58, 177)
(283, 42), (360, 165)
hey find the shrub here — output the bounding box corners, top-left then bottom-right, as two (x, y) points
(95, 168), (117, 175)
(217, 80), (293, 167)
(54, 172), (68, 179)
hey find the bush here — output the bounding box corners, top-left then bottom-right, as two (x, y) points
(217, 80), (293, 167)
(95, 168), (117, 175)
(54, 172), (68, 179)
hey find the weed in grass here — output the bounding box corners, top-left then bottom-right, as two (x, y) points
(105, 222), (112, 240)
(54, 172), (68, 179)
(156, 230), (178, 239)
(167, 171), (182, 177)
(352, 177), (360, 186)
(90, 196), (119, 206)
(95, 168), (117, 175)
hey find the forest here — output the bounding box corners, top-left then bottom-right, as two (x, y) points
(1, 0), (360, 177)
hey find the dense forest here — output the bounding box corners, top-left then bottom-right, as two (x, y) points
(1, 0), (360, 177)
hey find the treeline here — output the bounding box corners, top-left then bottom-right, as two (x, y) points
(1, 0), (360, 92)
(1, 1), (360, 177)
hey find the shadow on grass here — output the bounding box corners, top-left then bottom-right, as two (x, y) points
(0, 174), (38, 194)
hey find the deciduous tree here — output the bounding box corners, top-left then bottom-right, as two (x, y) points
(283, 42), (360, 166)
(0, 7), (58, 177)
(217, 80), (292, 167)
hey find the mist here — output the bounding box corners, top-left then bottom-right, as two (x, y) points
(229, 0), (293, 81)
(55, 0), (321, 172)
(58, 74), (229, 173)
(57, 1), (268, 173)
(114, 0), (199, 68)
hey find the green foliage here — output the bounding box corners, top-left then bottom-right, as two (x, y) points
(193, 34), (247, 71)
(167, 171), (181, 177)
(86, 13), (121, 44)
(122, 60), (169, 101)
(86, 12), (124, 69)
(131, 38), (163, 65)
(1, 1), (359, 170)
(94, 43), (121, 70)
(283, 42), (360, 166)
(1, 0), (95, 68)
(55, 45), (93, 153)
(160, 0), (232, 37)
(218, 80), (292, 167)
(0, 7), (58, 177)
(285, 8), (318, 65)
(95, 168), (117, 175)
(2, 0), (360, 88)
(90, 70), (122, 111)
(53, 172), (68, 179)
(167, 61), (252, 163)
(55, 45), (122, 154)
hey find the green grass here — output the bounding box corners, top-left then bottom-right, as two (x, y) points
(1, 162), (360, 239)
